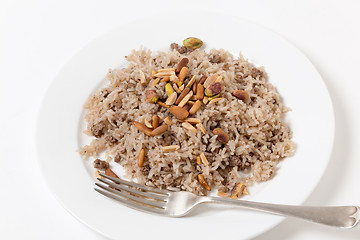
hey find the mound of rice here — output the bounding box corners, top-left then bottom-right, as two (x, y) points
(79, 44), (294, 196)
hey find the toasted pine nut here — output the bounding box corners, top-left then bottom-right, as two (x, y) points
(178, 91), (193, 107)
(198, 174), (211, 191)
(152, 115), (160, 129)
(189, 100), (202, 115)
(182, 122), (197, 133)
(138, 148), (145, 167)
(196, 83), (204, 100)
(200, 152), (209, 165)
(162, 145), (180, 152)
(150, 124), (168, 136)
(169, 106), (189, 120)
(133, 121), (152, 136)
(178, 67), (188, 82)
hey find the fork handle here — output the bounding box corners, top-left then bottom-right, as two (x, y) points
(203, 197), (359, 228)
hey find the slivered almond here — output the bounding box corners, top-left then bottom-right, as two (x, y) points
(197, 174), (211, 191)
(176, 58), (189, 74)
(105, 168), (120, 179)
(182, 122), (197, 133)
(169, 106), (189, 120)
(196, 83), (204, 100)
(151, 68), (157, 79)
(151, 78), (161, 87)
(152, 115), (160, 129)
(204, 74), (218, 88)
(139, 70), (146, 85)
(158, 68), (175, 72)
(164, 116), (173, 126)
(185, 75), (196, 88)
(162, 145), (180, 152)
(243, 186), (249, 195)
(203, 96), (209, 104)
(94, 170), (102, 179)
(185, 118), (201, 124)
(178, 67), (188, 82)
(165, 92), (178, 105)
(200, 152), (209, 165)
(208, 98), (223, 105)
(196, 123), (207, 134)
(183, 104), (191, 111)
(154, 71), (173, 78)
(160, 76), (171, 82)
(144, 119), (153, 128)
(213, 128), (229, 144)
(178, 91), (193, 107)
(196, 156), (202, 164)
(133, 121), (152, 136)
(189, 95), (197, 101)
(187, 101), (195, 106)
(157, 101), (170, 108)
(150, 124), (168, 136)
(170, 74), (180, 84)
(199, 75), (207, 84)
(192, 80), (197, 93)
(175, 87), (190, 105)
(138, 148), (145, 167)
(179, 84), (184, 91)
(173, 83), (181, 94)
(189, 100), (202, 115)
(217, 191), (229, 198)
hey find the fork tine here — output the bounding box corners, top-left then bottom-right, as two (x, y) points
(94, 188), (165, 215)
(99, 173), (169, 195)
(97, 178), (168, 201)
(95, 183), (166, 208)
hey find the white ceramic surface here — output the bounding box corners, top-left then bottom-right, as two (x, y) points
(36, 14), (334, 240)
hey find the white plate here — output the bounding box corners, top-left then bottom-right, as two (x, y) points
(36, 14), (334, 240)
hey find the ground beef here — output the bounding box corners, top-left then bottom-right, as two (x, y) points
(209, 54), (222, 63)
(222, 63), (230, 70)
(251, 68), (263, 79)
(105, 135), (117, 144)
(114, 153), (121, 163)
(93, 159), (109, 170)
(90, 121), (106, 138)
(170, 43), (187, 54)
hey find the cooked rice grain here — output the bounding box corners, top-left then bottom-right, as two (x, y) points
(79, 46), (295, 195)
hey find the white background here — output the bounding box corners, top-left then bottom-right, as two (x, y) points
(1, 0), (360, 239)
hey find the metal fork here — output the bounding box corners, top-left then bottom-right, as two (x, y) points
(95, 173), (359, 228)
